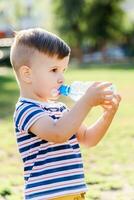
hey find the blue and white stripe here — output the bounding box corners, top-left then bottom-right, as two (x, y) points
(14, 97), (87, 199)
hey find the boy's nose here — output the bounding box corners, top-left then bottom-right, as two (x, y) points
(58, 78), (64, 84)
(57, 76), (64, 84)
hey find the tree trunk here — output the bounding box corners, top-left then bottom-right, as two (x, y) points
(71, 46), (83, 63)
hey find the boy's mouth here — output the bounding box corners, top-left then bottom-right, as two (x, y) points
(51, 88), (60, 97)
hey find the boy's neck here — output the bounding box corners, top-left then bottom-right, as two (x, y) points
(20, 89), (48, 103)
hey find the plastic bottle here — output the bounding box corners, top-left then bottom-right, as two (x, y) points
(59, 81), (116, 101)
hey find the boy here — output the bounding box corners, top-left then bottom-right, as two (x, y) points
(10, 28), (121, 200)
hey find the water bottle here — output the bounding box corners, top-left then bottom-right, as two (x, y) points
(59, 81), (116, 101)
(58, 81), (90, 101)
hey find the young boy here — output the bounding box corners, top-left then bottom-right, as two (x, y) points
(10, 28), (121, 200)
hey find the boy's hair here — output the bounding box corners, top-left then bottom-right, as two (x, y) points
(10, 28), (71, 73)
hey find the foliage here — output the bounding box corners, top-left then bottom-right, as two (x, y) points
(83, 0), (125, 49)
(52, 0), (125, 49)
(52, 0), (85, 47)
(122, 23), (134, 57)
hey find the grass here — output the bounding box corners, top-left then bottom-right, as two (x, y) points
(0, 65), (134, 200)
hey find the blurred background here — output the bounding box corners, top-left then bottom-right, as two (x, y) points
(0, 1), (134, 200)
(0, 0), (134, 66)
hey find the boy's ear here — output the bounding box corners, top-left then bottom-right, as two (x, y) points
(19, 65), (32, 83)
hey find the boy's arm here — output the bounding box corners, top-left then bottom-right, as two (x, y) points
(29, 82), (113, 143)
(76, 94), (121, 147)
(29, 94), (93, 143)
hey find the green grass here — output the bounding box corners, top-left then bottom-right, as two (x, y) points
(0, 66), (134, 200)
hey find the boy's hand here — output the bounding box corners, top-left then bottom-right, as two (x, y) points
(77, 93), (121, 148)
(85, 82), (114, 107)
(101, 93), (121, 116)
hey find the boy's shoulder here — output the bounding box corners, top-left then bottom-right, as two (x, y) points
(14, 97), (68, 113)
(13, 98), (69, 132)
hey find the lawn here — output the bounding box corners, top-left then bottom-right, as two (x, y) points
(0, 66), (134, 200)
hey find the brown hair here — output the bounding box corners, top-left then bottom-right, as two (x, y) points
(10, 28), (71, 72)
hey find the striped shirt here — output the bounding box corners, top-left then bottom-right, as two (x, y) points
(14, 97), (87, 200)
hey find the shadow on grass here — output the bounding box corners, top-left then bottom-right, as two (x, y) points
(0, 75), (19, 119)
(0, 62), (134, 119)
(0, 76), (14, 85)
(70, 62), (134, 70)
(1, 62), (134, 71)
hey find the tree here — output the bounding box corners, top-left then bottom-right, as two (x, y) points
(84, 0), (125, 50)
(122, 24), (134, 57)
(52, 0), (85, 46)
(52, 0), (125, 55)
(52, 0), (86, 61)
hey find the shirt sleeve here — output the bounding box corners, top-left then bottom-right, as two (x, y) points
(58, 102), (70, 112)
(15, 103), (47, 133)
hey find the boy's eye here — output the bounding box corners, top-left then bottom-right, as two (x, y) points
(51, 67), (67, 73)
(52, 68), (57, 72)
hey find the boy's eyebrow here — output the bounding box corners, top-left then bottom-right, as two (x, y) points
(50, 65), (68, 70)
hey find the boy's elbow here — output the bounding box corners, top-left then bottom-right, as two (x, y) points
(56, 132), (69, 143)
(52, 128), (69, 143)
(55, 137), (67, 143)
(52, 136), (68, 144)
(84, 140), (99, 148)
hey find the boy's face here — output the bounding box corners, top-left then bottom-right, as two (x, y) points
(29, 51), (69, 101)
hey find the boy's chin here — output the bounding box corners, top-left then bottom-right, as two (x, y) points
(49, 95), (59, 101)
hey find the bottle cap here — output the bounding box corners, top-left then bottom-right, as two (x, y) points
(59, 85), (70, 96)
